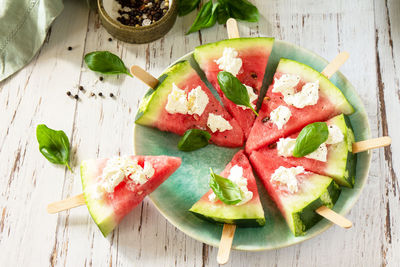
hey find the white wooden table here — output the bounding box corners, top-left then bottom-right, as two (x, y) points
(1, 0), (399, 266)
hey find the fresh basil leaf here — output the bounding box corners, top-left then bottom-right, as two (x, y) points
(178, 129), (211, 151)
(36, 124), (71, 171)
(178, 0), (201, 16)
(216, 1), (230, 24)
(84, 51), (132, 76)
(293, 122), (329, 157)
(186, 1), (219, 34)
(225, 0), (259, 22)
(209, 168), (242, 205)
(217, 71), (258, 116)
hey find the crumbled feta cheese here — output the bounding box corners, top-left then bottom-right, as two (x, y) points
(208, 165), (253, 205)
(305, 143), (328, 162)
(98, 156), (154, 195)
(277, 137), (296, 157)
(271, 166), (305, 193)
(326, 125), (344, 144)
(238, 85), (258, 110)
(142, 19), (152, 26)
(207, 113), (232, 133)
(165, 84), (209, 116)
(187, 86), (209, 116)
(165, 83), (188, 114)
(284, 81), (319, 108)
(270, 105), (292, 130)
(272, 74), (300, 94)
(214, 47), (242, 77)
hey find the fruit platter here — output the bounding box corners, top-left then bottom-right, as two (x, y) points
(133, 37), (372, 251)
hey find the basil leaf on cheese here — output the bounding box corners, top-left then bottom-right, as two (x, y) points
(293, 122), (329, 157)
(209, 168), (242, 205)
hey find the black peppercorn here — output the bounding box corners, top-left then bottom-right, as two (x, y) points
(99, 76), (104, 81)
(110, 93), (114, 97)
(74, 95), (79, 100)
(66, 91), (72, 96)
(99, 92), (103, 96)
(68, 46), (72, 51)
(108, 37), (113, 42)
(79, 85), (84, 91)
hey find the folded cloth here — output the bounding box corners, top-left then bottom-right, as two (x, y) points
(0, 0), (63, 82)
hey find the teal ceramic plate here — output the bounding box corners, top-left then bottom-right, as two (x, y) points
(133, 40), (371, 251)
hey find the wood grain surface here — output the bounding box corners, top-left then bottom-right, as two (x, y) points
(0, 0), (399, 266)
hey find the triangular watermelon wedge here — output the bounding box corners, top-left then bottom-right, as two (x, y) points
(81, 155), (181, 236)
(246, 58), (354, 153)
(189, 150), (265, 227)
(194, 37), (275, 138)
(135, 60), (244, 147)
(263, 114), (357, 188)
(249, 149), (341, 236)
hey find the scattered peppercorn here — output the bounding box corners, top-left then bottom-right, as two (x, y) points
(98, 92), (103, 96)
(251, 72), (257, 79)
(268, 143), (277, 149)
(79, 85), (84, 91)
(66, 91), (72, 96)
(108, 37), (113, 42)
(110, 93), (114, 97)
(90, 92), (95, 97)
(74, 95), (79, 100)
(99, 76), (104, 81)
(68, 46), (72, 51)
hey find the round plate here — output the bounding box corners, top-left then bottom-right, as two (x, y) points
(133, 40), (372, 251)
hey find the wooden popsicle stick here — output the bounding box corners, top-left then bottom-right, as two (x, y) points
(47, 193), (86, 214)
(321, 51), (349, 79)
(130, 65), (159, 89)
(227, 18), (240, 39)
(217, 224), (236, 265)
(316, 205), (352, 229)
(352, 136), (391, 153)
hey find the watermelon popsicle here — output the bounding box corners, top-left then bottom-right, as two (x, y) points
(47, 155), (181, 237)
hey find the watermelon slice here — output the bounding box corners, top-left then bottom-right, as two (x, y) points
(194, 37), (275, 138)
(81, 155), (181, 236)
(265, 114), (357, 187)
(250, 149), (341, 236)
(246, 58), (354, 153)
(189, 150), (265, 227)
(135, 60), (244, 147)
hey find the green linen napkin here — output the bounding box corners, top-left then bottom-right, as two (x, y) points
(0, 0), (64, 82)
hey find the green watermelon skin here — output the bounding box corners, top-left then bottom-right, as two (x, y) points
(189, 150), (265, 227)
(267, 114), (356, 187)
(246, 58), (354, 153)
(250, 149), (341, 236)
(135, 61), (244, 147)
(194, 37), (275, 138)
(81, 155), (181, 237)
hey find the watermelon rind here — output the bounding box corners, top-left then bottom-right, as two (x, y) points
(194, 37), (275, 67)
(276, 58), (354, 115)
(81, 160), (117, 237)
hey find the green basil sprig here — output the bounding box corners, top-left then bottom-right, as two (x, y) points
(178, 129), (211, 151)
(218, 0), (259, 23)
(209, 168), (242, 205)
(217, 71), (258, 116)
(186, 0), (219, 34)
(178, 0), (201, 16)
(36, 124), (72, 171)
(84, 51), (132, 77)
(293, 122), (329, 157)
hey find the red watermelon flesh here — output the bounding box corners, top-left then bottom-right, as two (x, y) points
(246, 59), (354, 153)
(189, 150), (265, 226)
(135, 61), (244, 147)
(81, 155), (181, 236)
(194, 38), (275, 138)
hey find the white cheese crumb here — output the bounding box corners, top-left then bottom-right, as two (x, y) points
(142, 19), (152, 26)
(277, 137), (296, 157)
(272, 74), (300, 94)
(187, 86), (209, 116)
(305, 143), (328, 162)
(98, 156), (154, 195)
(238, 85), (258, 110)
(207, 113), (232, 133)
(270, 105), (292, 130)
(214, 47), (243, 77)
(165, 83), (189, 114)
(326, 125), (344, 144)
(271, 166), (305, 193)
(284, 81), (319, 108)
(208, 165), (253, 205)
